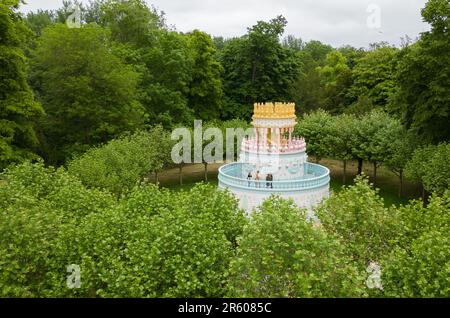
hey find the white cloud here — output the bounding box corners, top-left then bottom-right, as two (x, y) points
(20, 0), (430, 48)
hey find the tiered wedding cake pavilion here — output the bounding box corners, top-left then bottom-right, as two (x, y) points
(218, 102), (330, 212)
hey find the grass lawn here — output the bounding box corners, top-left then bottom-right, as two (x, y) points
(156, 159), (422, 208)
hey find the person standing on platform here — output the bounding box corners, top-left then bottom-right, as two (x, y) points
(266, 173), (273, 188)
(247, 171), (253, 187)
(255, 171), (261, 188)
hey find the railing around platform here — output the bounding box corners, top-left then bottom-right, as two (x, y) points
(218, 162), (330, 192)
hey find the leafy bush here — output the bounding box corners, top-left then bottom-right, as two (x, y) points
(0, 164), (245, 297)
(0, 162), (115, 297)
(380, 192), (450, 297)
(294, 110), (333, 161)
(68, 127), (173, 195)
(1, 161), (448, 298)
(316, 176), (400, 268)
(58, 183), (245, 298)
(229, 197), (365, 297)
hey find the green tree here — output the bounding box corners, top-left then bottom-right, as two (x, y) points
(294, 110), (333, 162)
(390, 0), (450, 143)
(246, 16), (298, 101)
(405, 145), (433, 201)
(316, 51), (353, 113)
(65, 183), (244, 298)
(351, 110), (398, 182)
(367, 112), (405, 185)
(229, 197), (365, 297)
(78, 1), (194, 128)
(325, 113), (357, 184)
(219, 16), (300, 120)
(381, 192), (450, 297)
(282, 35), (305, 51)
(422, 143), (450, 195)
(0, 161), (115, 297)
(68, 126), (173, 196)
(139, 29), (195, 127)
(0, 162), (246, 297)
(25, 9), (56, 36)
(348, 46), (398, 112)
(219, 37), (252, 119)
(316, 176), (400, 269)
(384, 129), (415, 197)
(317, 51), (350, 88)
(302, 40), (334, 62)
(406, 143), (450, 197)
(290, 40), (333, 113)
(97, 0), (163, 46)
(0, 0), (44, 170)
(111, 184), (244, 297)
(338, 45), (367, 69)
(30, 24), (145, 164)
(186, 30), (223, 121)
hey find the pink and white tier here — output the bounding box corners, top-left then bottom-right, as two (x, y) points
(241, 136), (306, 154)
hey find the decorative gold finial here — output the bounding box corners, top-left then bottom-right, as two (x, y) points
(252, 102), (296, 119)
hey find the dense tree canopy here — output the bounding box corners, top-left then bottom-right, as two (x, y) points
(229, 197), (365, 297)
(323, 113), (357, 184)
(295, 109), (418, 191)
(0, 162), (246, 297)
(138, 29), (195, 127)
(348, 46), (398, 112)
(98, 0), (163, 46)
(316, 177), (400, 269)
(30, 24), (145, 164)
(0, 0), (44, 169)
(316, 51), (352, 114)
(185, 30), (224, 121)
(381, 192), (450, 297)
(390, 0), (450, 143)
(68, 126), (173, 196)
(219, 16), (300, 120)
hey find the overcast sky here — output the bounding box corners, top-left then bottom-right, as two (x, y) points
(21, 0), (430, 48)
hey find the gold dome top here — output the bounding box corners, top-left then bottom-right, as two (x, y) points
(252, 102), (296, 119)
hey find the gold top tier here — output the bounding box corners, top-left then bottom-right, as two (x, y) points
(252, 102), (296, 119)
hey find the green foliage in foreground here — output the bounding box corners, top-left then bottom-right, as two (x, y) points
(229, 197), (365, 297)
(0, 162), (246, 297)
(0, 162), (116, 297)
(316, 176), (400, 270)
(0, 163), (448, 298)
(381, 192), (450, 297)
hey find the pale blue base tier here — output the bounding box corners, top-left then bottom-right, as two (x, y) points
(218, 162), (330, 213)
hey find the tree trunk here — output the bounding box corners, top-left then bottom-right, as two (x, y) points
(422, 184), (430, 207)
(357, 158), (363, 175)
(343, 160), (347, 185)
(422, 183), (425, 203)
(398, 170), (403, 197)
(179, 165), (183, 186)
(155, 171), (159, 186)
(204, 162), (208, 182)
(373, 162), (377, 186)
